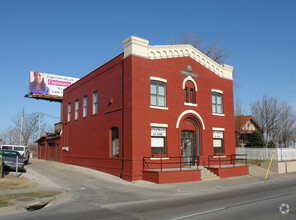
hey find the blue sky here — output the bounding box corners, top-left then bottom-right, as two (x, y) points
(0, 0), (295, 132)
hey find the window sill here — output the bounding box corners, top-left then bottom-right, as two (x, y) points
(184, 102), (197, 107)
(213, 155), (226, 158)
(150, 106), (168, 110)
(150, 157), (169, 160)
(212, 113), (225, 117)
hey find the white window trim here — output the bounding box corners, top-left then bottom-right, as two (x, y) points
(182, 76), (198, 91)
(212, 113), (225, 117)
(150, 76), (167, 83)
(150, 123), (168, 128)
(212, 127), (225, 131)
(211, 89), (223, 94)
(150, 106), (168, 110)
(150, 157), (169, 160)
(213, 155), (226, 158)
(184, 102), (198, 107)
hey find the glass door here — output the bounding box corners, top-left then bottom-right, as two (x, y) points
(181, 131), (195, 167)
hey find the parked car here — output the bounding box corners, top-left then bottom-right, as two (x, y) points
(1, 145), (30, 164)
(0, 150), (25, 171)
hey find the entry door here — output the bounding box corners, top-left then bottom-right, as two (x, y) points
(181, 131), (195, 166)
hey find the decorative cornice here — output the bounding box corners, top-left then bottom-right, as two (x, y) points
(123, 36), (233, 80)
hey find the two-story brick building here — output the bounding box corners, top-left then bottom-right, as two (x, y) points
(38, 36), (248, 183)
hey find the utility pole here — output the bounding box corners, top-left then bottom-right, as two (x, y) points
(19, 106), (24, 145)
(38, 110), (41, 139)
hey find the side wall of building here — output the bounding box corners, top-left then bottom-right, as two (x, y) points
(61, 54), (128, 177)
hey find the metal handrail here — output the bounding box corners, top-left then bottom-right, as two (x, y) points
(143, 156), (198, 171)
(208, 154), (247, 168)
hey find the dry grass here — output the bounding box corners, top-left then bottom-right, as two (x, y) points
(0, 192), (61, 207)
(0, 173), (38, 191)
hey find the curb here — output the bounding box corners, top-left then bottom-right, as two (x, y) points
(0, 191), (71, 216)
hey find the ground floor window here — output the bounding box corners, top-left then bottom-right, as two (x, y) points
(213, 131), (224, 154)
(111, 127), (119, 157)
(151, 127), (166, 155)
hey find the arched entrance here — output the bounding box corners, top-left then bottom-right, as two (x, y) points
(179, 117), (200, 166)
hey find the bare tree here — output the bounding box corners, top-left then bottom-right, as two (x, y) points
(250, 95), (281, 148)
(1, 111), (51, 146)
(277, 102), (296, 148)
(170, 33), (231, 64)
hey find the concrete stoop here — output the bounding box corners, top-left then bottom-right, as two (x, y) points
(200, 167), (219, 181)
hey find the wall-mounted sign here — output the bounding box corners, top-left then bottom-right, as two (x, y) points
(29, 72), (80, 97)
(181, 65), (199, 78)
(151, 127), (166, 137)
(213, 131), (223, 139)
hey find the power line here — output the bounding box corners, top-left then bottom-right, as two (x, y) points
(40, 112), (60, 119)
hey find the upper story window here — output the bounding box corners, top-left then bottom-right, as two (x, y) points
(67, 103), (71, 122)
(83, 96), (88, 117)
(183, 77), (197, 107)
(150, 81), (166, 107)
(93, 91), (98, 115)
(212, 90), (223, 114)
(75, 100), (79, 120)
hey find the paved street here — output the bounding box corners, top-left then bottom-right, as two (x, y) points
(2, 159), (296, 219)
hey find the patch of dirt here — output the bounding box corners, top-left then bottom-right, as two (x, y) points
(15, 197), (35, 202)
(0, 173), (38, 191)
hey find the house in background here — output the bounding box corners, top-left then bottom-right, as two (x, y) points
(38, 36), (249, 183)
(235, 115), (263, 147)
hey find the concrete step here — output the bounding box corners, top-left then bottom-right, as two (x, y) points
(200, 167), (219, 181)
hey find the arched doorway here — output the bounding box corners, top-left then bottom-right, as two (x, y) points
(180, 117), (200, 166)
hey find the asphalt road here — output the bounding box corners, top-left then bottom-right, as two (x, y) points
(2, 159), (296, 220)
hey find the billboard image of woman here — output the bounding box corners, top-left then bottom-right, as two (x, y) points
(29, 72), (50, 95)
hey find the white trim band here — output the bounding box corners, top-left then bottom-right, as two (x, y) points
(150, 77), (167, 83)
(211, 89), (223, 94)
(212, 127), (225, 131)
(150, 123), (168, 128)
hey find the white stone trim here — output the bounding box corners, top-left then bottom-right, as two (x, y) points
(176, 110), (205, 130)
(150, 157), (169, 160)
(150, 123), (168, 128)
(123, 36), (233, 80)
(212, 127), (225, 131)
(211, 89), (223, 94)
(184, 102), (198, 107)
(212, 113), (225, 117)
(150, 106), (168, 110)
(182, 76), (198, 91)
(150, 77), (167, 83)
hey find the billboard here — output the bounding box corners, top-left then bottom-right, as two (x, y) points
(29, 71), (79, 97)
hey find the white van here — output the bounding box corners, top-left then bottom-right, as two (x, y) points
(1, 145), (30, 164)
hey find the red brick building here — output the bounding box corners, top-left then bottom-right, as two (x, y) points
(38, 36), (248, 183)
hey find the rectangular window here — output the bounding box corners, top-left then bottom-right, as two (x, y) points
(93, 91), (98, 114)
(67, 103), (71, 122)
(190, 88), (195, 103)
(151, 127), (166, 155)
(151, 82), (166, 107)
(213, 131), (224, 154)
(212, 93), (223, 114)
(75, 100), (79, 120)
(111, 127), (119, 157)
(83, 96), (88, 117)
